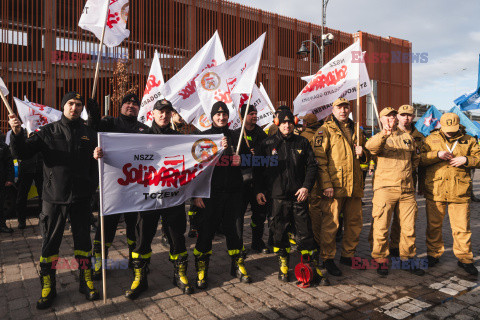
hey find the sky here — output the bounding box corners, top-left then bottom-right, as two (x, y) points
(231, 0), (480, 111)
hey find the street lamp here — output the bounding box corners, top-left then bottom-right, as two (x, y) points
(297, 40), (322, 75)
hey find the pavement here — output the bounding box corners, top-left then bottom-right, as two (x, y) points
(2, 175), (480, 320)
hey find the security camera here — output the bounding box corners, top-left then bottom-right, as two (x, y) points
(322, 33), (334, 46)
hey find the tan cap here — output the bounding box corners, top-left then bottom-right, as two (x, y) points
(379, 107), (397, 118)
(300, 113), (318, 126)
(332, 98), (350, 108)
(440, 113), (460, 133)
(398, 104), (414, 115)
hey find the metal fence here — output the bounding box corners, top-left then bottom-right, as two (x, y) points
(0, 0), (411, 132)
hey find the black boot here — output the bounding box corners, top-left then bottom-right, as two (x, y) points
(427, 255), (439, 267)
(128, 242), (135, 270)
(311, 252), (330, 286)
(277, 249), (290, 282)
(458, 261), (479, 276)
(324, 259), (342, 277)
(92, 241), (107, 280)
(389, 248), (400, 258)
(36, 264), (56, 310)
(377, 261), (389, 276)
(125, 259), (149, 300)
(230, 251), (252, 283)
(251, 224), (269, 254)
(172, 255), (193, 294)
(194, 254), (210, 289)
(188, 212), (198, 238)
(79, 260), (100, 301)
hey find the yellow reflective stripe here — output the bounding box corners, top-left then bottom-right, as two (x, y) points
(169, 251), (188, 260)
(193, 248), (212, 256)
(127, 238), (135, 246)
(188, 211), (196, 216)
(228, 249), (241, 256)
(300, 250), (315, 256)
(132, 252), (152, 259)
(273, 247), (291, 254)
(250, 222), (257, 228)
(74, 250), (90, 257)
(93, 240), (101, 245)
(40, 255), (59, 263)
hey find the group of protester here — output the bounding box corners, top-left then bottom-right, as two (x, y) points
(2, 90), (479, 311)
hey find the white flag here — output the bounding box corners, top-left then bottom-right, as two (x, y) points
(293, 41), (372, 120)
(232, 84), (274, 127)
(78, 0), (130, 48)
(0, 76), (9, 96)
(162, 31), (226, 123)
(196, 33), (266, 121)
(14, 98), (62, 133)
(99, 133), (224, 215)
(138, 50), (165, 126)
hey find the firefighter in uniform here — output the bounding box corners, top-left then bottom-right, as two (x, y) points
(265, 105), (290, 136)
(389, 105), (425, 257)
(9, 92), (100, 309)
(421, 113), (480, 275)
(94, 99), (193, 298)
(90, 93), (150, 279)
(255, 108), (324, 283)
(193, 101), (251, 289)
(312, 98), (369, 276)
(366, 107), (424, 276)
(236, 104), (269, 253)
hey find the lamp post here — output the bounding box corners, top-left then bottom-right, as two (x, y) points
(297, 39), (321, 75)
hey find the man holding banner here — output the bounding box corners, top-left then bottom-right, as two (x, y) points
(90, 93), (150, 279)
(193, 101), (252, 289)
(8, 92), (100, 309)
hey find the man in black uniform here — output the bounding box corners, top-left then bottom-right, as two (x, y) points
(254, 108), (320, 282)
(15, 131), (43, 229)
(9, 92), (99, 309)
(90, 93), (149, 279)
(192, 101), (251, 289)
(0, 139), (14, 233)
(124, 99), (192, 298)
(235, 104), (269, 253)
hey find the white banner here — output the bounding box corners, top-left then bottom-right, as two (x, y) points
(233, 84), (274, 127)
(99, 133), (224, 215)
(14, 97), (62, 133)
(79, 0), (130, 48)
(196, 33), (266, 122)
(138, 50), (165, 126)
(0, 76), (9, 96)
(293, 42), (372, 120)
(162, 31), (226, 123)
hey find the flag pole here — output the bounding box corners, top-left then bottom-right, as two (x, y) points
(356, 79), (360, 159)
(236, 90), (254, 154)
(237, 108), (251, 149)
(370, 90), (382, 131)
(0, 90), (14, 115)
(91, 2), (110, 99)
(97, 133), (107, 303)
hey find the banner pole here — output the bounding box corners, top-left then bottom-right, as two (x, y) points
(236, 90), (254, 154)
(97, 133), (107, 303)
(370, 90), (382, 131)
(237, 108), (251, 149)
(0, 90), (14, 115)
(91, 2), (110, 99)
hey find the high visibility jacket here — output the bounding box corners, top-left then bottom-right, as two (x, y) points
(420, 129), (480, 202)
(366, 128), (418, 192)
(313, 116), (369, 198)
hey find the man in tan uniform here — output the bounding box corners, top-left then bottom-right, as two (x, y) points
(421, 113), (480, 276)
(366, 107), (424, 276)
(312, 98), (369, 276)
(389, 105), (425, 257)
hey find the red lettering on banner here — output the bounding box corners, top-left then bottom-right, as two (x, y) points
(301, 65), (348, 94)
(143, 75), (162, 96)
(117, 162), (204, 188)
(178, 60), (218, 100)
(106, 9), (121, 29)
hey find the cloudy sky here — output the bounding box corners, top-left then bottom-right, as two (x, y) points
(232, 0), (480, 111)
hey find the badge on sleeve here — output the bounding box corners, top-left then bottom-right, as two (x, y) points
(314, 136), (323, 147)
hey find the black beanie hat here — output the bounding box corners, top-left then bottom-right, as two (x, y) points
(61, 91), (84, 109)
(210, 101), (229, 119)
(275, 105), (290, 115)
(121, 93), (140, 107)
(277, 109), (295, 124)
(240, 104), (257, 118)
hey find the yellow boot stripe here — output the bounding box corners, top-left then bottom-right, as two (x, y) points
(127, 238), (135, 246)
(132, 252), (152, 259)
(40, 255), (59, 263)
(74, 250), (90, 257)
(169, 251), (188, 260)
(194, 248), (212, 256)
(188, 211), (196, 216)
(273, 247), (291, 254)
(228, 249), (241, 256)
(250, 222), (257, 228)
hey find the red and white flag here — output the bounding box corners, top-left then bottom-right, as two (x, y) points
(232, 83), (274, 127)
(78, 0), (130, 48)
(98, 133), (225, 215)
(196, 33), (266, 122)
(162, 31), (226, 123)
(138, 50), (165, 126)
(14, 97), (62, 133)
(0, 76), (9, 96)
(293, 41), (371, 120)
